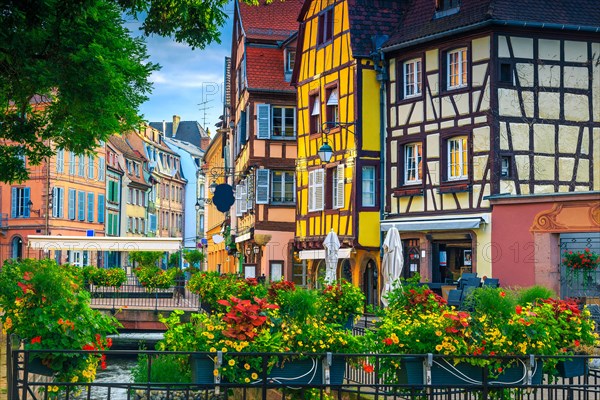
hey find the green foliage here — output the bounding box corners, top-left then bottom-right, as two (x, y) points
(132, 353), (191, 384)
(318, 280), (365, 326)
(129, 251), (163, 268)
(516, 285), (556, 306)
(81, 266), (127, 288)
(464, 287), (517, 322)
(183, 249), (205, 268)
(168, 252), (181, 269)
(133, 266), (175, 289)
(0, 259), (120, 387)
(275, 287), (319, 324)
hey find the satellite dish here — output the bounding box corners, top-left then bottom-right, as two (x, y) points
(212, 234), (224, 244)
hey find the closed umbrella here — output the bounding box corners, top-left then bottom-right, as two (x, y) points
(380, 227), (404, 307)
(323, 229), (340, 284)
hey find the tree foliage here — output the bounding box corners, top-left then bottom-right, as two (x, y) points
(0, 0), (266, 182)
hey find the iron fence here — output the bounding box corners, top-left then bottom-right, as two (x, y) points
(7, 345), (600, 400)
(87, 274), (201, 312)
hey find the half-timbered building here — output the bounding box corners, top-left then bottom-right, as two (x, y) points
(293, 0), (402, 304)
(381, 0), (599, 292)
(228, 0), (302, 280)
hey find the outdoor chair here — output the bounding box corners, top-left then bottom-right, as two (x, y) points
(458, 273), (478, 290)
(447, 289), (462, 308)
(460, 277), (482, 290)
(482, 278), (500, 288)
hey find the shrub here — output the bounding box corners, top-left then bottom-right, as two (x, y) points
(274, 287), (319, 323)
(516, 285), (556, 306)
(464, 287), (517, 321)
(132, 353), (191, 384)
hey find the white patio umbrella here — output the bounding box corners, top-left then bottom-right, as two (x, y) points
(323, 229), (340, 284)
(380, 227), (404, 307)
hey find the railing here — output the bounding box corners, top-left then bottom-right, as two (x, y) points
(87, 274), (200, 312)
(7, 346), (600, 400)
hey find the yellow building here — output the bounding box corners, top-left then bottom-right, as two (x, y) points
(292, 0), (402, 305)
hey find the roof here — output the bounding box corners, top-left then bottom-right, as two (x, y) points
(384, 0), (600, 50)
(148, 120), (208, 147)
(108, 134), (151, 187)
(108, 135), (141, 161)
(246, 46), (295, 92)
(164, 136), (205, 158)
(238, 0), (302, 41)
(346, 0), (404, 57)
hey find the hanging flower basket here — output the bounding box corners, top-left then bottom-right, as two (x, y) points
(563, 249), (599, 288)
(268, 356), (346, 386)
(556, 355), (588, 378)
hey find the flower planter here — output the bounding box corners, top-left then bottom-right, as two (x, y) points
(268, 356), (346, 385)
(397, 357), (543, 386)
(557, 356), (587, 378)
(26, 357), (55, 376)
(190, 354), (215, 384)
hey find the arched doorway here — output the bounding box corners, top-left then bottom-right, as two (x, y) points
(313, 259), (326, 289)
(11, 236), (23, 260)
(362, 259), (378, 308)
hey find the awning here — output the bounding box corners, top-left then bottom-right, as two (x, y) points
(381, 216), (489, 232)
(298, 248), (352, 260)
(27, 235), (182, 252)
(235, 232), (252, 243)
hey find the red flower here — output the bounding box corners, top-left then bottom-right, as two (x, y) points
(515, 305), (522, 315)
(30, 336), (41, 344)
(363, 363), (374, 373)
(101, 361), (107, 370)
(497, 367), (503, 373)
(383, 338), (393, 346)
(23, 271), (33, 281)
(574, 339), (581, 347)
(500, 291), (506, 297)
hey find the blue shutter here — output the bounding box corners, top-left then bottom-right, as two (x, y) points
(256, 104), (271, 139)
(68, 189), (75, 220)
(59, 188), (64, 218)
(150, 214), (157, 232)
(240, 111), (247, 145)
(87, 193), (94, 222)
(98, 194), (105, 223)
(23, 187), (30, 218)
(11, 187), (17, 218)
(255, 169), (270, 204)
(78, 191), (85, 221)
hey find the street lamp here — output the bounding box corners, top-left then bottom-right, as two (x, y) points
(209, 181), (218, 194)
(318, 141), (333, 163)
(195, 197), (211, 210)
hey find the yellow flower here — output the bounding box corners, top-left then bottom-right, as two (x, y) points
(222, 347), (228, 352)
(209, 347), (217, 352)
(244, 363), (251, 370)
(251, 372), (258, 380)
(213, 369), (219, 377)
(435, 331), (442, 337)
(245, 378), (250, 383)
(228, 359), (235, 366)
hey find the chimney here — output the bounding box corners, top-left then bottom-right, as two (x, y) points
(173, 115), (181, 137)
(162, 120), (166, 135)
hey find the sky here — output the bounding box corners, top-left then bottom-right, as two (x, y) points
(129, 3), (236, 134)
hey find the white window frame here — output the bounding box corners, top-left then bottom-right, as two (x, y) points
(285, 48), (295, 73)
(308, 169), (324, 212)
(447, 48), (468, 89)
(361, 166), (376, 207)
(404, 143), (423, 184)
(447, 136), (468, 180)
(403, 59), (422, 98)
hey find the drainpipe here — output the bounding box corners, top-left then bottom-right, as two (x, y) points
(372, 48), (388, 258)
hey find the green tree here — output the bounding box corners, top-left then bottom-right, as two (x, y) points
(183, 249), (205, 268)
(129, 251), (163, 268)
(0, 0), (268, 182)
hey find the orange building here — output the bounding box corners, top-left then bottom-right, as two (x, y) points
(0, 143), (106, 265)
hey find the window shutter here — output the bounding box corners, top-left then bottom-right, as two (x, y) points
(68, 189), (75, 220)
(327, 89), (338, 105)
(88, 193), (94, 222)
(308, 171), (315, 212)
(240, 111), (247, 145)
(78, 191), (85, 221)
(107, 213), (113, 235)
(235, 185), (243, 217)
(255, 169), (270, 204)
(69, 153), (75, 175)
(150, 214), (157, 232)
(23, 187), (30, 218)
(246, 176), (255, 211)
(98, 157), (105, 181)
(315, 169), (324, 211)
(240, 181), (248, 213)
(257, 104), (271, 139)
(98, 194), (105, 223)
(335, 164), (345, 209)
(11, 187), (17, 218)
(52, 187), (59, 217)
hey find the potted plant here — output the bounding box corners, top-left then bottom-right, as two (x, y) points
(317, 280), (365, 328)
(563, 248), (599, 287)
(0, 259), (120, 397)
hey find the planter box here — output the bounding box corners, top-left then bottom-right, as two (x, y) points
(26, 357), (55, 376)
(190, 354), (215, 384)
(557, 357), (587, 378)
(91, 291), (174, 299)
(268, 356), (346, 385)
(398, 357), (543, 386)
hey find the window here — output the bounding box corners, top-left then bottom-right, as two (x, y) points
(332, 164), (344, 209)
(404, 143), (423, 183)
(447, 48), (467, 89)
(134, 162), (140, 177)
(78, 191), (85, 221)
(78, 155), (85, 176)
(326, 87), (339, 128)
(435, 0), (460, 17)
(308, 169), (324, 212)
(149, 214), (157, 232)
(501, 156), (512, 178)
(499, 62), (513, 84)
(447, 136), (468, 180)
(272, 171), (295, 203)
(56, 149), (64, 173)
(98, 157), (105, 181)
(310, 95), (321, 134)
(69, 152), (76, 175)
(272, 107), (295, 138)
(128, 188), (133, 203)
(98, 194), (105, 223)
(88, 155), (94, 179)
(403, 59), (422, 98)
(285, 48), (296, 73)
(11, 187), (30, 218)
(108, 180), (119, 203)
(362, 166), (376, 207)
(128, 217), (132, 232)
(87, 192), (94, 222)
(237, 55), (246, 95)
(52, 187), (64, 218)
(68, 189), (76, 220)
(292, 259), (308, 287)
(317, 7), (334, 45)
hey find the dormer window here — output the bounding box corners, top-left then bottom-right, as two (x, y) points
(435, 0), (460, 17)
(285, 48), (295, 74)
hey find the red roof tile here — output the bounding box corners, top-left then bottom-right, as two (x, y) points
(238, 0), (302, 40)
(246, 46), (294, 92)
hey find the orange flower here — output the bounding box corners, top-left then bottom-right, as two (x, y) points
(363, 363), (374, 373)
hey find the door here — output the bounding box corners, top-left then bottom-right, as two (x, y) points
(362, 259), (379, 308)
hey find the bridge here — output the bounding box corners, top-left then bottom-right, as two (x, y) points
(88, 275), (201, 331)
